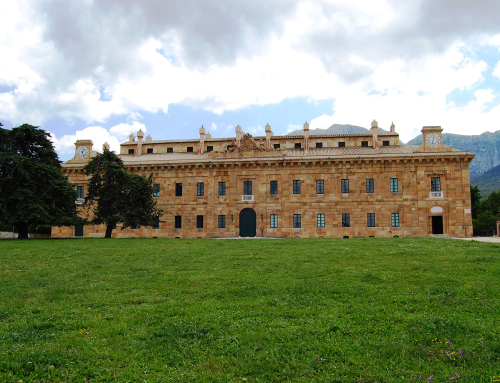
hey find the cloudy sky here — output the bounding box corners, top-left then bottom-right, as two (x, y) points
(2, 0), (500, 160)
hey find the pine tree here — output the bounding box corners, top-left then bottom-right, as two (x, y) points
(0, 124), (81, 239)
(84, 149), (163, 238)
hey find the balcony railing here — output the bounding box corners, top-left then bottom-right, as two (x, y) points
(75, 198), (85, 205)
(429, 191), (444, 198)
(241, 195), (254, 202)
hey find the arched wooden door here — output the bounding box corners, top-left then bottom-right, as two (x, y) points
(239, 208), (256, 237)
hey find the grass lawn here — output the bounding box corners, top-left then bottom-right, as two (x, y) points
(0, 237), (499, 382)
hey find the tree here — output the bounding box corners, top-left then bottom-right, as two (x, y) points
(0, 124), (82, 239)
(470, 185), (482, 219)
(84, 149), (163, 238)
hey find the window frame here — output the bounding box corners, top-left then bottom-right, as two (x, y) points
(197, 182), (204, 197)
(316, 179), (324, 194)
(317, 214), (325, 228)
(218, 182), (226, 196)
(390, 178), (399, 193)
(128, 149), (134, 154)
(207, 146), (214, 152)
(174, 216), (182, 229)
(270, 214), (278, 228)
(147, 148), (153, 153)
(391, 213), (400, 227)
(338, 142), (345, 147)
(218, 215), (226, 229)
(431, 177), (441, 192)
(273, 143), (280, 149)
(77, 186), (84, 199)
(315, 142), (323, 148)
(187, 147), (194, 152)
(293, 180), (301, 195)
(341, 179), (349, 194)
(270, 180), (278, 195)
(293, 214), (301, 228)
(243, 181), (252, 195)
(366, 179), (374, 193)
(175, 183), (182, 197)
(294, 143), (302, 149)
(383, 140), (390, 146)
(342, 213), (350, 228)
(196, 215), (204, 229)
(361, 141), (369, 147)
(167, 147), (173, 153)
(367, 213), (375, 227)
(153, 183), (160, 198)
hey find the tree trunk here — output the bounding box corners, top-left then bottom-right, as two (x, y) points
(17, 223), (29, 240)
(105, 224), (113, 238)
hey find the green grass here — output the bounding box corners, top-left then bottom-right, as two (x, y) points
(0, 238), (499, 382)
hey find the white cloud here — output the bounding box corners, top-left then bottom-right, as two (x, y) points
(109, 121), (147, 140)
(2, 0), (500, 144)
(50, 126), (123, 158)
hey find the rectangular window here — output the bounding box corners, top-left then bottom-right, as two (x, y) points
(293, 180), (301, 194)
(274, 143), (281, 149)
(174, 216), (182, 229)
(295, 143), (301, 149)
(383, 140), (389, 146)
(187, 147), (194, 152)
(316, 142), (323, 148)
(218, 215), (226, 229)
(152, 216), (159, 229)
(341, 179), (349, 194)
(167, 147), (173, 153)
(77, 186), (84, 199)
(196, 215), (204, 229)
(316, 180), (324, 194)
(270, 214), (278, 228)
(175, 183), (182, 197)
(197, 182), (204, 197)
(218, 182), (226, 196)
(390, 178), (399, 193)
(431, 177), (441, 191)
(342, 213), (350, 228)
(317, 214), (325, 228)
(293, 214), (301, 228)
(147, 148), (153, 153)
(366, 179), (374, 193)
(391, 213), (400, 227)
(207, 146), (213, 152)
(153, 183), (160, 197)
(338, 142), (345, 147)
(128, 149), (134, 154)
(227, 145), (233, 151)
(361, 141), (369, 147)
(367, 213), (375, 227)
(243, 181), (252, 195)
(270, 180), (278, 195)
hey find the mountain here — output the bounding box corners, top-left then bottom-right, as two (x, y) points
(470, 164), (500, 197)
(406, 131), (500, 175)
(287, 123), (389, 136)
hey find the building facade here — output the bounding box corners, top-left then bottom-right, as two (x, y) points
(52, 121), (474, 238)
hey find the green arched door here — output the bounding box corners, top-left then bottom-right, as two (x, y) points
(239, 208), (256, 237)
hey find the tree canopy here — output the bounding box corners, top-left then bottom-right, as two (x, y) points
(0, 124), (82, 239)
(84, 149), (163, 238)
(471, 185), (500, 236)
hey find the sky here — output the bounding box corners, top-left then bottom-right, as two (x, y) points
(2, 0), (500, 161)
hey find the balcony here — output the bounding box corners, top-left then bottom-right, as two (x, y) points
(75, 198), (85, 205)
(429, 191), (444, 198)
(241, 195), (254, 202)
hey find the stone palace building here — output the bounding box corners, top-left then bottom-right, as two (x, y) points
(52, 121), (474, 238)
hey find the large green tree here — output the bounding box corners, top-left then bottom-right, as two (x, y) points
(84, 149), (163, 238)
(0, 124), (81, 239)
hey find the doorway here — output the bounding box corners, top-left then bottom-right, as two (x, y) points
(432, 216), (443, 235)
(75, 225), (84, 237)
(239, 208), (256, 237)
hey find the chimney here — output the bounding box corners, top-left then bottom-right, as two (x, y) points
(371, 119), (379, 149)
(129, 133), (135, 142)
(235, 125), (242, 146)
(303, 121), (310, 151)
(137, 129), (144, 143)
(265, 123), (273, 149)
(198, 125), (206, 155)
